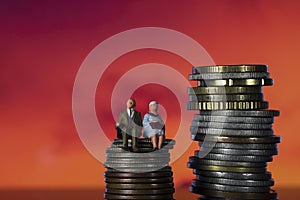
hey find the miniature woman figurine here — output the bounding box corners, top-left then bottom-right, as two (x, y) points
(143, 101), (165, 151)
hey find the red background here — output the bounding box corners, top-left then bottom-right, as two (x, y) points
(1, 0), (300, 199)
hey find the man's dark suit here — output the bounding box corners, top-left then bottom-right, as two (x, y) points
(117, 109), (143, 148)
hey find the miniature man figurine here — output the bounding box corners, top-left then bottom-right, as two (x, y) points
(115, 98), (143, 152)
(143, 101), (165, 151)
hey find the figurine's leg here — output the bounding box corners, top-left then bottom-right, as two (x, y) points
(131, 129), (138, 152)
(131, 128), (136, 147)
(151, 134), (157, 150)
(122, 131), (129, 149)
(158, 134), (163, 149)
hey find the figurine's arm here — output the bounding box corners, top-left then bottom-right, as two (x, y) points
(135, 112), (143, 137)
(142, 113), (151, 128)
(116, 111), (125, 129)
(159, 116), (165, 133)
(137, 112), (143, 127)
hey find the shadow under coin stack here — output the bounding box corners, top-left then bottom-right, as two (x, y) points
(104, 138), (176, 200)
(186, 65), (281, 200)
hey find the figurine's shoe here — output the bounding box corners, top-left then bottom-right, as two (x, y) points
(132, 147), (139, 153)
(153, 147), (158, 151)
(121, 146), (130, 151)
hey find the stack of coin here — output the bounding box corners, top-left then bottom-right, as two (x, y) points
(104, 138), (176, 200)
(186, 65), (281, 200)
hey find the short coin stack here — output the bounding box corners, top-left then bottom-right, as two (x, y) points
(186, 65), (281, 200)
(104, 138), (175, 200)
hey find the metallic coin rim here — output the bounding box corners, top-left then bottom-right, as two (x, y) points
(195, 175), (274, 187)
(192, 135), (281, 144)
(187, 101), (269, 110)
(197, 78), (273, 87)
(207, 148), (278, 156)
(189, 187), (277, 199)
(105, 188), (175, 195)
(191, 121), (273, 129)
(189, 93), (264, 101)
(191, 130), (274, 138)
(193, 65), (268, 73)
(199, 110), (280, 117)
(104, 171), (173, 178)
(193, 114), (274, 124)
(189, 72), (270, 80)
(106, 182), (174, 189)
(187, 87), (262, 94)
(105, 177), (173, 183)
(189, 156), (266, 168)
(104, 193), (174, 200)
(200, 152), (273, 162)
(193, 169), (272, 180)
(188, 163), (266, 173)
(199, 141), (278, 150)
(191, 180), (271, 193)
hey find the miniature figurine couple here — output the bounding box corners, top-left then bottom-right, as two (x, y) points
(115, 98), (165, 152)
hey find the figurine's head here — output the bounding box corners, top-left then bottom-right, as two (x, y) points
(127, 98), (136, 109)
(149, 100), (158, 112)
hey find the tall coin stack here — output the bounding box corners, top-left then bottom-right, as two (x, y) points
(186, 65), (281, 200)
(104, 138), (176, 200)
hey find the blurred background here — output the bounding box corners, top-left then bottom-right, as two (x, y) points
(1, 0), (300, 199)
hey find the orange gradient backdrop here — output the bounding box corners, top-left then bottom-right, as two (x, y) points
(1, 0), (299, 195)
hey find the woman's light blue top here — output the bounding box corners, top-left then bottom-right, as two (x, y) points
(143, 112), (164, 138)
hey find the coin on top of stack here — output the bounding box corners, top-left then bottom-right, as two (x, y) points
(104, 138), (175, 200)
(186, 64), (281, 200)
